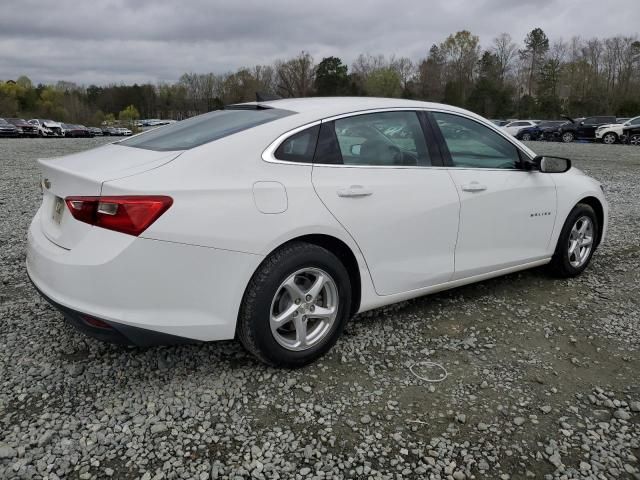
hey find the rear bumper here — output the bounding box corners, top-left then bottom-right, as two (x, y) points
(28, 275), (194, 346)
(26, 208), (262, 343)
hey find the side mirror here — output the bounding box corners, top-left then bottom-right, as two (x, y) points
(350, 144), (362, 156)
(532, 155), (571, 173)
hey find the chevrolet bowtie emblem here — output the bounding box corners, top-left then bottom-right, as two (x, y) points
(43, 178), (51, 189)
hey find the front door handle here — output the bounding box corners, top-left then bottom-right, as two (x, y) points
(337, 185), (373, 198)
(461, 182), (487, 192)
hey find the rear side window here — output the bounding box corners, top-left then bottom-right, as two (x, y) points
(120, 108), (294, 151)
(274, 125), (319, 163)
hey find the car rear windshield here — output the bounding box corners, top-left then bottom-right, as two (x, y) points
(119, 107), (294, 151)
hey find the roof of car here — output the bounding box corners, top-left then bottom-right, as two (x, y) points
(234, 97), (468, 120)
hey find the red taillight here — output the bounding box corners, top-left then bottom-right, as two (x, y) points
(65, 196), (173, 236)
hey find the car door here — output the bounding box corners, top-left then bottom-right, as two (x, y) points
(577, 117), (598, 138)
(429, 111), (557, 280)
(311, 110), (460, 296)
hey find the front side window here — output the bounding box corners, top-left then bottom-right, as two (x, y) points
(120, 108), (294, 151)
(433, 112), (521, 170)
(326, 111), (430, 166)
(630, 117), (640, 126)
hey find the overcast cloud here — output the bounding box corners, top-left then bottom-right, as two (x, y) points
(1, 0), (638, 85)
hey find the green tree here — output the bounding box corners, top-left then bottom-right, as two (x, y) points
(118, 104), (139, 127)
(537, 59), (563, 117)
(439, 30), (481, 105)
(314, 57), (349, 96)
(364, 68), (402, 97)
(521, 28), (550, 96)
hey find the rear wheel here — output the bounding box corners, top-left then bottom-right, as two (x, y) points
(602, 132), (617, 144)
(237, 242), (351, 367)
(562, 132), (575, 143)
(521, 132), (532, 141)
(547, 204), (599, 278)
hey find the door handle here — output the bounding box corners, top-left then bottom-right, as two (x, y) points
(461, 182), (487, 192)
(337, 185), (373, 198)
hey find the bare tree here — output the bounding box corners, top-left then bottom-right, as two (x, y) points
(275, 51), (315, 97)
(492, 33), (518, 82)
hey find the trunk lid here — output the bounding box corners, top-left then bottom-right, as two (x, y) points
(38, 143), (182, 249)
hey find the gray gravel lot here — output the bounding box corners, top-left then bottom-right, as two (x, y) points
(1, 137), (639, 480)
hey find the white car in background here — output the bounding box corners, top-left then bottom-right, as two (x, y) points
(502, 120), (540, 136)
(28, 119), (63, 137)
(26, 98), (607, 367)
(595, 116), (640, 144)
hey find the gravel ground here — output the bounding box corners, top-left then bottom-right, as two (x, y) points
(1, 137), (639, 480)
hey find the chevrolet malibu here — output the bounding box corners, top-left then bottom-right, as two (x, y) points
(27, 98), (608, 367)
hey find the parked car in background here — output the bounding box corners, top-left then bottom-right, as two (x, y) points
(616, 118), (630, 124)
(26, 97), (608, 367)
(88, 127), (103, 136)
(61, 124), (94, 138)
(537, 120), (572, 141)
(6, 118), (39, 137)
(102, 127), (118, 136)
(595, 116), (640, 144)
(115, 127), (133, 136)
(623, 124), (640, 146)
(490, 120), (509, 127)
(0, 118), (20, 137)
(502, 120), (540, 136)
(29, 119), (63, 137)
(515, 120), (567, 141)
(557, 116), (616, 142)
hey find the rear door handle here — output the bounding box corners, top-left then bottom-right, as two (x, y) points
(337, 185), (373, 198)
(461, 182), (487, 192)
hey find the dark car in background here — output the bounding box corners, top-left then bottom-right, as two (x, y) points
(515, 120), (568, 141)
(87, 127), (103, 136)
(0, 118), (20, 137)
(624, 124), (640, 146)
(557, 115), (617, 142)
(6, 118), (38, 137)
(102, 126), (118, 136)
(62, 124), (94, 138)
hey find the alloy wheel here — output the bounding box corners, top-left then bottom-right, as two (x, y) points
(562, 132), (574, 143)
(269, 268), (339, 351)
(631, 135), (640, 146)
(567, 216), (594, 268)
(603, 133), (616, 144)
(522, 133), (531, 141)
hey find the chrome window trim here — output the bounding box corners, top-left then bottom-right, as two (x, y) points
(261, 107), (533, 167)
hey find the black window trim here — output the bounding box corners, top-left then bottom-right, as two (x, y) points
(425, 110), (533, 171)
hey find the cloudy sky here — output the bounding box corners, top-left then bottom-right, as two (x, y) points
(1, 0), (638, 86)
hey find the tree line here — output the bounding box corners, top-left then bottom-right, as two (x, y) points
(1, 28), (639, 125)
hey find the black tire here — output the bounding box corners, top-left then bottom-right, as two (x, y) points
(547, 203), (599, 278)
(602, 132), (617, 145)
(630, 134), (640, 146)
(237, 242), (352, 367)
(562, 132), (575, 143)
(521, 132), (532, 141)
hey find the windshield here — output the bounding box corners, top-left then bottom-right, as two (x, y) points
(119, 107), (294, 151)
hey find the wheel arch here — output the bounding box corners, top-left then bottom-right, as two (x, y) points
(577, 196), (604, 246)
(259, 234), (362, 317)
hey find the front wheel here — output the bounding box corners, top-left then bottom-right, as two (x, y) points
(602, 132), (617, 144)
(630, 134), (640, 146)
(547, 204), (599, 278)
(562, 132), (575, 143)
(237, 242), (352, 367)
(521, 133), (532, 141)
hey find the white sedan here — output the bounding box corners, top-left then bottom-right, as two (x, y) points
(27, 98), (608, 367)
